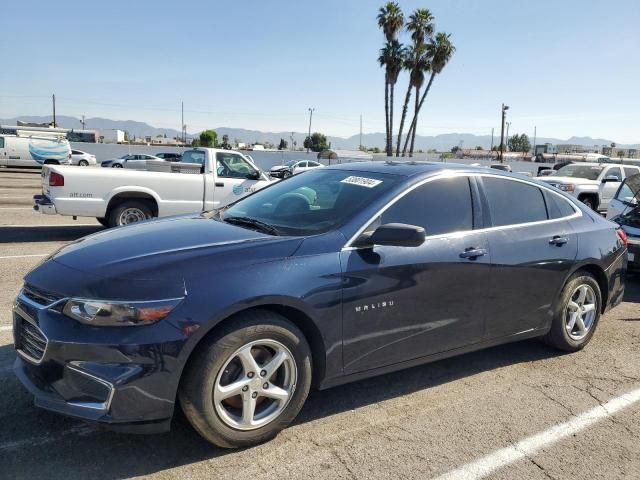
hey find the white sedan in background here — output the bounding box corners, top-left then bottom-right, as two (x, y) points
(71, 149), (97, 166)
(269, 160), (323, 178)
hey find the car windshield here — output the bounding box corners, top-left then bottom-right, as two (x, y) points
(552, 165), (603, 180)
(284, 160), (297, 167)
(219, 169), (401, 236)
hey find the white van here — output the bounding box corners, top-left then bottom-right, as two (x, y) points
(0, 133), (72, 167)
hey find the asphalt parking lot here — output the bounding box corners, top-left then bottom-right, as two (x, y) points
(0, 168), (639, 480)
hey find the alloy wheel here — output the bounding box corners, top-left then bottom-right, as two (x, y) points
(564, 284), (597, 340)
(213, 339), (297, 431)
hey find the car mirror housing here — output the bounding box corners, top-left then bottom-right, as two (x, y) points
(247, 171), (261, 180)
(368, 223), (426, 247)
(602, 175), (619, 183)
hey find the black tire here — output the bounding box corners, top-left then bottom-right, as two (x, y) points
(179, 310), (312, 448)
(543, 271), (602, 352)
(580, 196), (596, 210)
(107, 200), (153, 227)
(96, 217), (109, 227)
(78, 160), (89, 167)
(113, 163), (123, 168)
(282, 171), (291, 178)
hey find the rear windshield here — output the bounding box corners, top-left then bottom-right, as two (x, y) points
(181, 150), (206, 167)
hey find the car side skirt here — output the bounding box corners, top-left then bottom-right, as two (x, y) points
(318, 327), (549, 390)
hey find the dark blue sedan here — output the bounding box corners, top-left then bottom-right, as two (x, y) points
(13, 161), (627, 448)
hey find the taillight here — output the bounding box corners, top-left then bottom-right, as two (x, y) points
(49, 172), (65, 187)
(617, 228), (628, 247)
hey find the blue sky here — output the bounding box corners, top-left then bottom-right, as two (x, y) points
(1, 0), (639, 142)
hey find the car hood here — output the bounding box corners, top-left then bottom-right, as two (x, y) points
(539, 176), (598, 185)
(25, 215), (303, 300)
(270, 165), (289, 171)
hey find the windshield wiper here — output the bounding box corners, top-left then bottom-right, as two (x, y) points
(223, 216), (281, 236)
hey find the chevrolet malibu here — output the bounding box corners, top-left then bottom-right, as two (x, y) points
(13, 162), (627, 448)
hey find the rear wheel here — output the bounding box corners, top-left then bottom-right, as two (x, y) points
(543, 272), (602, 351)
(108, 200), (153, 227)
(78, 160), (89, 167)
(113, 163), (123, 168)
(96, 217), (109, 227)
(179, 310), (312, 448)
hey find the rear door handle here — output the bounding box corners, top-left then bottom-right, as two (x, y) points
(460, 247), (488, 259)
(549, 235), (568, 246)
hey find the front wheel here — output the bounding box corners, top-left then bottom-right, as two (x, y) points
(580, 196), (596, 210)
(179, 310), (312, 448)
(543, 272), (602, 351)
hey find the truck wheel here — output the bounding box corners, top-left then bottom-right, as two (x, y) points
(543, 271), (601, 352)
(96, 217), (109, 228)
(179, 310), (312, 448)
(580, 196), (597, 210)
(108, 200), (153, 227)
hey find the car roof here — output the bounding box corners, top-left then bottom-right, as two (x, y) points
(324, 160), (491, 177)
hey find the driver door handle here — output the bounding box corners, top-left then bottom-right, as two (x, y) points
(459, 247), (488, 259)
(549, 235), (568, 246)
(215, 182), (224, 187)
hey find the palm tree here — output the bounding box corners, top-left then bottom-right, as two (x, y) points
(379, 40), (405, 157)
(377, 2), (404, 156)
(395, 9), (434, 156)
(402, 32), (456, 157)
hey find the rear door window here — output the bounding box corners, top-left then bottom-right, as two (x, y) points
(482, 177), (548, 226)
(379, 176), (473, 236)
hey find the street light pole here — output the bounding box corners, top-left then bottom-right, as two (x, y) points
(505, 121), (511, 153)
(307, 107), (315, 153)
(499, 103), (509, 163)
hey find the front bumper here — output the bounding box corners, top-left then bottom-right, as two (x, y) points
(12, 290), (187, 433)
(33, 194), (57, 215)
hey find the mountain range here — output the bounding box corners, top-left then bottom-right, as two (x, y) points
(2, 115), (637, 151)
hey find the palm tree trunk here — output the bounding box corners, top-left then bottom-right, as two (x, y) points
(388, 83), (395, 156)
(395, 85), (412, 157)
(402, 72), (436, 156)
(384, 80), (390, 157)
(409, 85), (420, 157)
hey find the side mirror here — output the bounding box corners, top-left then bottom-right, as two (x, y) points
(368, 223), (426, 247)
(602, 175), (620, 183)
(247, 170), (260, 180)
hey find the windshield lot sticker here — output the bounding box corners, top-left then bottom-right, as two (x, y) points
(341, 176), (382, 188)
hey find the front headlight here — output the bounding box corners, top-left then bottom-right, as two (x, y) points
(558, 184), (575, 192)
(62, 297), (183, 326)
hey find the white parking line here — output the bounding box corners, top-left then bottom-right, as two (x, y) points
(432, 386), (640, 480)
(0, 325), (13, 332)
(0, 207), (33, 210)
(0, 254), (48, 260)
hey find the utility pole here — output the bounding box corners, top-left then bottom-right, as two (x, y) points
(490, 127), (494, 151)
(52, 94), (56, 127)
(499, 103), (509, 163)
(533, 126), (537, 157)
(307, 107), (315, 153)
(290, 132), (295, 151)
(359, 114), (363, 151)
(80, 115), (86, 130)
(181, 101), (185, 144)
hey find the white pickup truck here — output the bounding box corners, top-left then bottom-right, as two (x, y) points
(538, 162), (640, 211)
(34, 148), (273, 227)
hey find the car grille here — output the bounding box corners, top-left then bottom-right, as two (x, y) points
(22, 283), (63, 306)
(14, 312), (48, 363)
